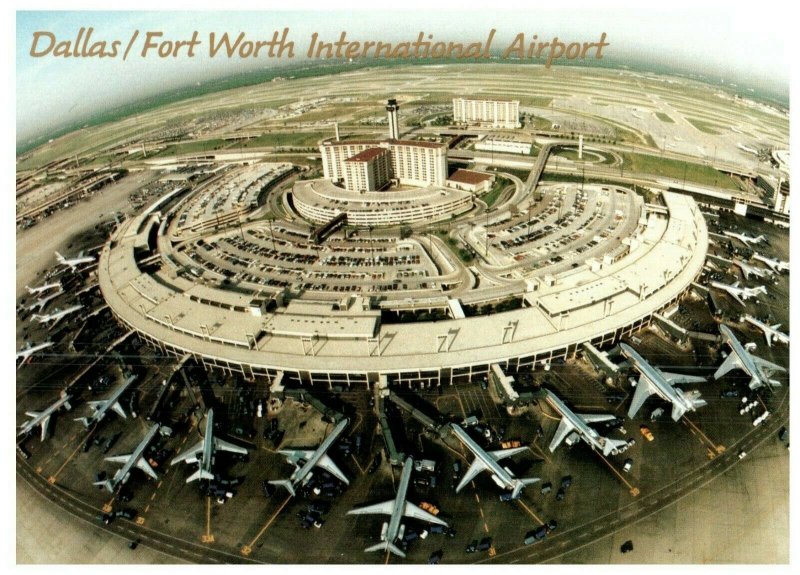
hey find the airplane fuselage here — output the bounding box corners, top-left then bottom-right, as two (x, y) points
(744, 315), (789, 346)
(544, 391), (604, 449)
(753, 254), (788, 273)
(450, 423), (516, 489)
(290, 418), (348, 486)
(201, 410), (215, 474)
(33, 304), (82, 324)
(721, 325), (767, 386)
(386, 458), (413, 543)
(86, 376), (135, 424)
(17, 342), (53, 362)
(621, 345), (692, 412)
(19, 394), (72, 437)
(109, 424), (159, 489)
(723, 231), (763, 245)
(27, 282), (61, 295)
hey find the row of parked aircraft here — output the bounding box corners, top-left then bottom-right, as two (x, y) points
(16, 316), (787, 559)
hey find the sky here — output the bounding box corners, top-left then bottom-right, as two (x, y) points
(16, 4), (791, 144)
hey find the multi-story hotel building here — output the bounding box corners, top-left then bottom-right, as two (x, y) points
(452, 97), (521, 129)
(321, 139), (448, 190)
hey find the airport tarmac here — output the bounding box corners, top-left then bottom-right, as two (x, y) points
(16, 478), (183, 564)
(555, 438), (788, 564)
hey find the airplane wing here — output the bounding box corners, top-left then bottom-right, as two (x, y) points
(548, 417), (576, 452)
(403, 502), (448, 526)
(456, 458), (488, 492)
(347, 499), (395, 516)
(670, 403), (687, 421)
(729, 292), (746, 306)
(39, 418), (51, 442)
(753, 356), (786, 374)
(660, 372), (706, 385)
(279, 449), (316, 466)
(487, 446), (529, 460)
(627, 376), (656, 418)
(136, 458), (159, 480)
(213, 437), (248, 455)
(25, 413), (50, 441)
(317, 453), (349, 484)
(713, 352), (744, 380)
(577, 413), (617, 424)
(171, 440), (205, 465)
(105, 453), (133, 465)
(110, 401), (128, 419)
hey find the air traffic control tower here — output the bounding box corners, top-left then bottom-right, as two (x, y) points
(386, 98), (400, 140)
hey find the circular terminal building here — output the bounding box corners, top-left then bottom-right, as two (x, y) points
(98, 148), (707, 391)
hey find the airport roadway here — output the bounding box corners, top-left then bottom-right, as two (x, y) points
(15, 456), (259, 565)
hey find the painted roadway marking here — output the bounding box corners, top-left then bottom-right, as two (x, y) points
(240, 494), (292, 556)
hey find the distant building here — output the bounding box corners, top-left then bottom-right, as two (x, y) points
(453, 98), (520, 129)
(756, 175), (790, 215)
(474, 135), (532, 155)
(446, 169), (494, 193)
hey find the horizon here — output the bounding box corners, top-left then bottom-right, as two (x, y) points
(16, 8), (790, 150)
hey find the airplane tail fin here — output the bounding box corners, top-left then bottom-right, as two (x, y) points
(186, 468), (215, 483)
(512, 477), (540, 499)
(603, 438), (630, 456)
(692, 397), (708, 410)
(94, 480), (114, 492)
(365, 541), (406, 558)
(268, 479), (296, 497)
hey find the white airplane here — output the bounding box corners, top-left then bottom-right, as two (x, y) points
(270, 418), (349, 496)
(450, 423), (538, 498)
(75, 375), (137, 428)
(31, 304), (83, 326)
(170, 408), (248, 482)
(543, 390), (629, 455)
(752, 253), (789, 273)
(710, 281), (766, 306)
(25, 282), (61, 295)
(27, 288), (63, 312)
(18, 391), (72, 442)
(348, 457), (447, 558)
(723, 231), (765, 246)
(16, 341), (54, 368)
(55, 250), (95, 270)
(95, 424), (160, 493)
(715, 325), (786, 391)
(743, 315), (789, 347)
(733, 259), (773, 281)
(620, 343), (707, 422)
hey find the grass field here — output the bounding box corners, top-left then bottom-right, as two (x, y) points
(655, 112), (675, 123)
(552, 148), (615, 164)
(240, 131), (327, 148)
(686, 117), (724, 135)
(619, 152), (740, 190)
(481, 176), (513, 208)
(152, 139), (233, 157)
